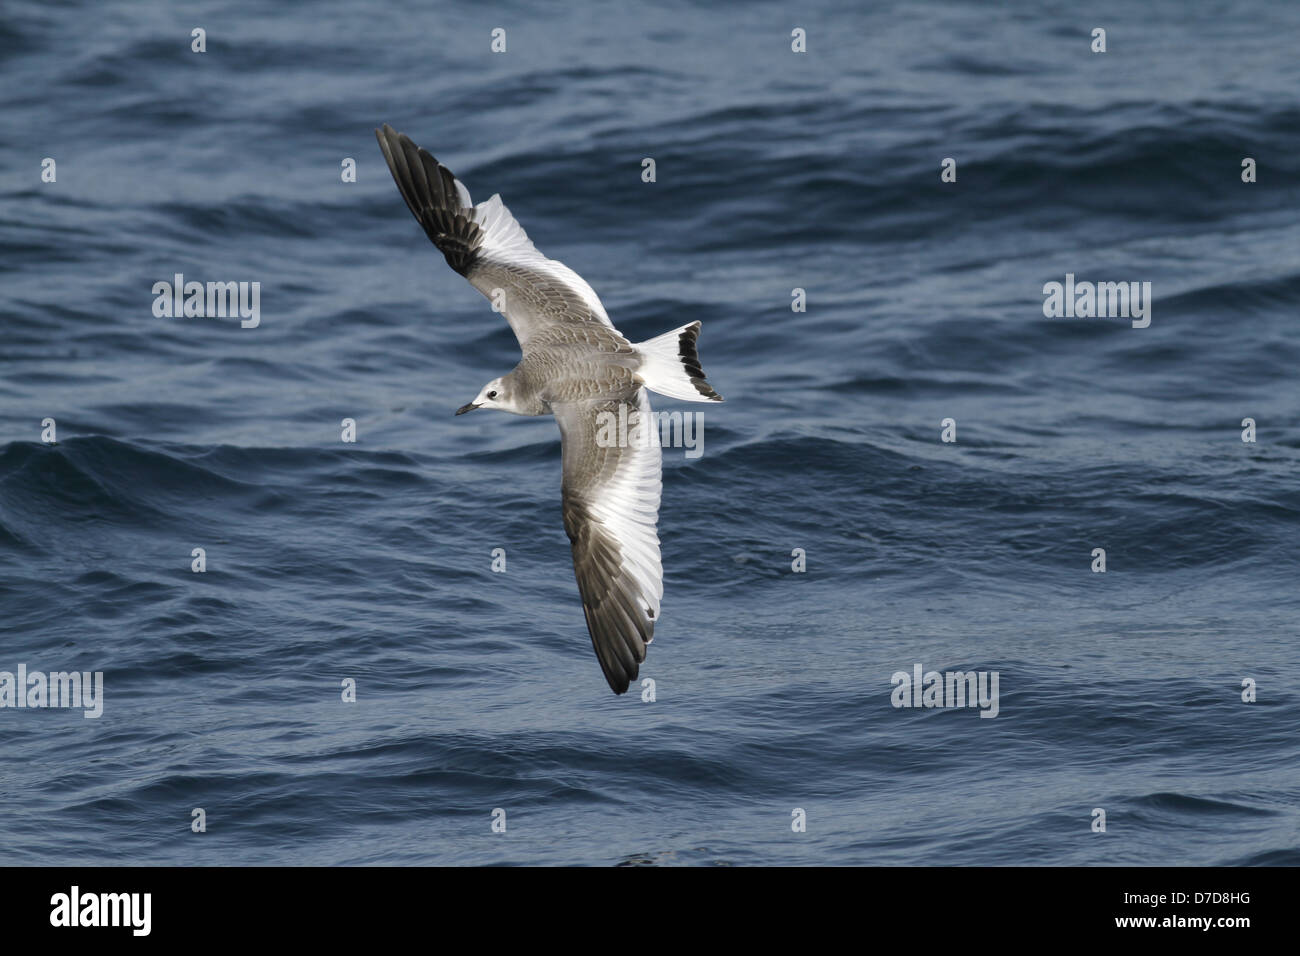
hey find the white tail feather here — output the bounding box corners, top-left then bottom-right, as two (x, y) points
(635, 321), (723, 403)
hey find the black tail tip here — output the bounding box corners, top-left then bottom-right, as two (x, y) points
(678, 323), (723, 401)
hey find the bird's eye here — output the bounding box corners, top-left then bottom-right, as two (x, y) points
(487, 390), (498, 400)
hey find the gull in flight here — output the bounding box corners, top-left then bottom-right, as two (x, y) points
(375, 124), (723, 694)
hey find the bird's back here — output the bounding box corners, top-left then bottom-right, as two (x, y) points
(522, 329), (643, 406)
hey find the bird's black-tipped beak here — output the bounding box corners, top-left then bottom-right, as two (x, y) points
(455, 402), (481, 416)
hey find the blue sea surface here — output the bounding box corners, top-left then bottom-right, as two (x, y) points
(1, 0), (1298, 865)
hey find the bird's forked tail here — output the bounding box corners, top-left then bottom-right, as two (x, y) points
(634, 321), (723, 402)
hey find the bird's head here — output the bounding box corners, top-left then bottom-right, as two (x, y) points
(456, 378), (508, 416)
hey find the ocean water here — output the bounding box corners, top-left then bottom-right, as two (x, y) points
(1, 0), (1298, 866)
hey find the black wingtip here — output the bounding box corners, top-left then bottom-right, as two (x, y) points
(374, 124), (484, 276)
(580, 601), (645, 696)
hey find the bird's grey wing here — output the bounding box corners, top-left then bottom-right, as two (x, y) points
(375, 124), (621, 351)
(553, 390), (663, 694)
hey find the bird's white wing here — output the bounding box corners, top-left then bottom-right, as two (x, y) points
(552, 389), (663, 693)
(376, 124), (622, 351)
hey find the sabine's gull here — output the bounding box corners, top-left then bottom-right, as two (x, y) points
(375, 124), (723, 694)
